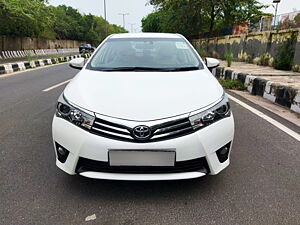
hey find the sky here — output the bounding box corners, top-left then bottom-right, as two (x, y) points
(259, 0), (300, 15)
(48, 0), (300, 32)
(48, 0), (154, 32)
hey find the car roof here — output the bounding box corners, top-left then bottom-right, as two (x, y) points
(109, 33), (182, 39)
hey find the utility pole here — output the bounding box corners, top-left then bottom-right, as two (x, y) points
(273, 0), (281, 29)
(118, 13), (129, 29)
(129, 23), (136, 33)
(104, 0), (108, 36)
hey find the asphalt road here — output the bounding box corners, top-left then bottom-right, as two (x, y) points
(0, 64), (300, 225)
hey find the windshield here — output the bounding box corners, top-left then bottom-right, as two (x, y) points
(87, 38), (203, 71)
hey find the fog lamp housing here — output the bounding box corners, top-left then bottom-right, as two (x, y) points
(55, 142), (70, 163)
(216, 142), (231, 163)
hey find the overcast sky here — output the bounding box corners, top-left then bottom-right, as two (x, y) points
(48, 0), (154, 32)
(48, 0), (300, 32)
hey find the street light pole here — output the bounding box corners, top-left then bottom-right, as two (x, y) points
(104, 0), (108, 36)
(118, 13), (129, 29)
(273, 0), (281, 29)
(129, 23), (136, 33)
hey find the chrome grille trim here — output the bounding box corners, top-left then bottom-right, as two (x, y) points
(91, 127), (134, 139)
(94, 121), (130, 134)
(152, 127), (193, 139)
(154, 121), (191, 135)
(90, 113), (193, 142)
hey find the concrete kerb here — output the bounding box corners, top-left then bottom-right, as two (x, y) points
(0, 65), (5, 74)
(17, 62), (26, 71)
(215, 67), (300, 114)
(4, 64), (13, 73)
(0, 53), (91, 76)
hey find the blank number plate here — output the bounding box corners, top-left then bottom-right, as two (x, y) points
(109, 150), (175, 167)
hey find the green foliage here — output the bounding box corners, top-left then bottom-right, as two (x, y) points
(141, 11), (162, 32)
(254, 53), (272, 66)
(143, 0), (266, 39)
(25, 54), (34, 62)
(245, 56), (253, 63)
(195, 45), (207, 57)
(0, 0), (53, 37)
(219, 79), (247, 90)
(224, 51), (233, 67)
(274, 33), (297, 70)
(0, 0), (127, 45)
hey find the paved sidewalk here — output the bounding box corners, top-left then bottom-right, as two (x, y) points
(212, 60), (300, 114)
(219, 60), (300, 89)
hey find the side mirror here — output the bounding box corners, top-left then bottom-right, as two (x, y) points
(205, 57), (220, 70)
(69, 58), (85, 70)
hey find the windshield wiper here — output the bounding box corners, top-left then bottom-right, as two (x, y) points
(100, 67), (170, 71)
(98, 66), (200, 72)
(164, 66), (200, 71)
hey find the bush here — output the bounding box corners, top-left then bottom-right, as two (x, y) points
(219, 79), (247, 91)
(253, 53), (274, 66)
(224, 51), (233, 67)
(274, 33), (297, 70)
(238, 51), (252, 63)
(260, 53), (272, 66)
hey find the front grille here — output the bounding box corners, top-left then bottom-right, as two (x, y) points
(151, 118), (193, 141)
(91, 118), (133, 141)
(76, 157), (210, 174)
(90, 116), (194, 143)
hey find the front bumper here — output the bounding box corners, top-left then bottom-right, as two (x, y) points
(52, 114), (234, 180)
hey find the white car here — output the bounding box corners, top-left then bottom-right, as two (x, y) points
(52, 33), (234, 181)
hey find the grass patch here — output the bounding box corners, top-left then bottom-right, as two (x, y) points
(224, 51), (233, 67)
(219, 79), (247, 91)
(274, 32), (297, 70)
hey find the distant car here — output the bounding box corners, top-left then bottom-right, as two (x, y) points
(79, 44), (94, 54)
(53, 33), (234, 181)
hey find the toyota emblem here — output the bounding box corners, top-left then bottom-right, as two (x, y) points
(133, 125), (151, 140)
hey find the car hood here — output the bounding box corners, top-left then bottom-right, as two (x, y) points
(64, 69), (224, 121)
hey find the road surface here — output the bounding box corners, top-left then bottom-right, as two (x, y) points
(0, 64), (299, 225)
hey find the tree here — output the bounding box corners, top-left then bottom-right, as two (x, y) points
(143, 0), (266, 39)
(0, 0), (127, 45)
(0, 0), (53, 37)
(142, 11), (162, 32)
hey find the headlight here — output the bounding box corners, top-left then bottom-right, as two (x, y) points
(56, 95), (95, 130)
(189, 95), (231, 130)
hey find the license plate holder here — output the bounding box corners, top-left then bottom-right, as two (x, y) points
(109, 150), (175, 167)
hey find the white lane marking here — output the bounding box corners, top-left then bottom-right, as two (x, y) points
(228, 94), (300, 142)
(85, 214), (96, 222)
(42, 79), (71, 92)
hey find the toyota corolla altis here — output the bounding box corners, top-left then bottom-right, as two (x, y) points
(52, 33), (234, 181)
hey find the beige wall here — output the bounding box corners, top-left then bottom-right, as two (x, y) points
(191, 28), (300, 66)
(0, 36), (86, 51)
